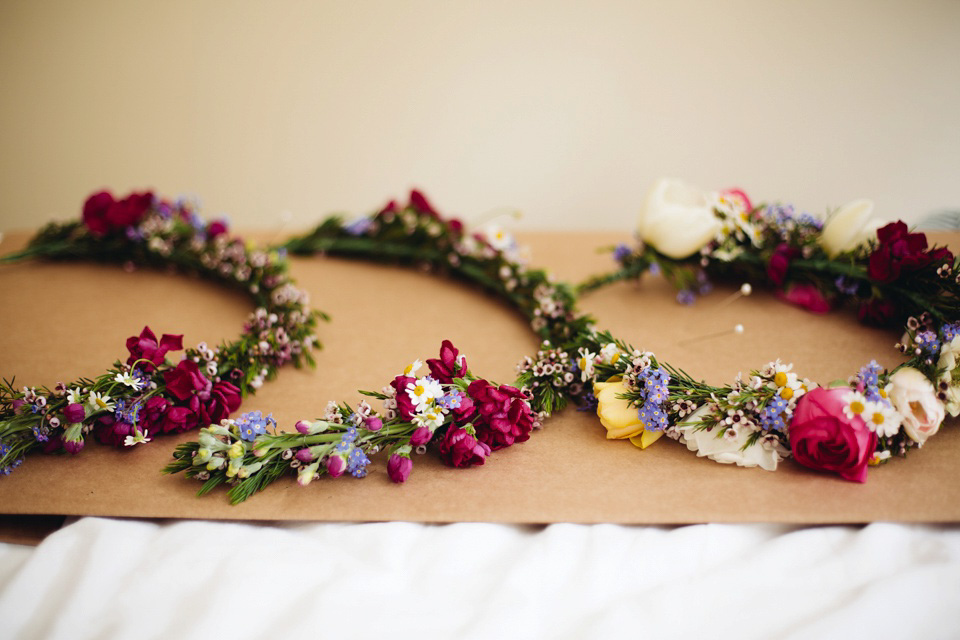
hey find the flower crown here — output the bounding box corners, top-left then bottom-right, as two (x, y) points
(1, 181), (956, 503)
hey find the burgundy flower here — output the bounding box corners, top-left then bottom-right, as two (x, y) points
(378, 200), (399, 217)
(437, 426), (491, 468)
(390, 375), (418, 420)
(857, 297), (898, 326)
(207, 219), (229, 238)
(63, 437), (85, 455)
(767, 243), (799, 286)
(160, 406), (198, 434)
(867, 221), (939, 283)
(163, 360), (209, 402)
(126, 326), (183, 371)
(387, 454), (413, 483)
(63, 403), (86, 423)
(82, 191), (115, 235)
(789, 387), (877, 482)
(776, 283), (831, 314)
(427, 340), (468, 384)
(191, 380), (242, 426)
(408, 189), (439, 218)
(466, 379), (535, 451)
(106, 191), (154, 228)
(93, 414), (133, 447)
(140, 396), (171, 434)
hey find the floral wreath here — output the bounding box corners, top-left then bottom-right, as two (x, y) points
(574, 178), (959, 482)
(0, 190), (321, 475)
(4, 182), (956, 501)
(165, 191), (590, 503)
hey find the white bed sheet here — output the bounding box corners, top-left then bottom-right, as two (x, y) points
(1, 518), (958, 639)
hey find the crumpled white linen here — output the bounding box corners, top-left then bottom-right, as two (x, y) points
(1, 518), (959, 639)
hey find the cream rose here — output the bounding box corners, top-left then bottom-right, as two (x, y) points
(887, 367), (945, 444)
(937, 336), (960, 416)
(820, 199), (886, 257)
(678, 406), (784, 471)
(637, 178), (722, 259)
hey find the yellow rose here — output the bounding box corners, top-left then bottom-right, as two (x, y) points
(594, 379), (664, 448)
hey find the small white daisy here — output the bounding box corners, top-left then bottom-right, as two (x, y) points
(598, 343), (622, 366)
(864, 401), (901, 438)
(407, 376), (443, 412)
(123, 429), (152, 447)
(87, 391), (115, 414)
(577, 348), (596, 382)
(114, 371), (144, 390)
(842, 391), (868, 421)
(403, 359), (422, 377)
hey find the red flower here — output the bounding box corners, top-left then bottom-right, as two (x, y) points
(126, 326), (183, 371)
(776, 283), (831, 314)
(82, 191), (115, 235)
(466, 379), (535, 451)
(857, 297), (897, 326)
(81, 190), (154, 235)
(163, 360), (209, 402)
(767, 243), (799, 286)
(390, 375), (418, 420)
(789, 387), (877, 482)
(427, 340), (468, 384)
(140, 396), (171, 434)
(866, 221), (950, 283)
(192, 380), (242, 426)
(161, 406), (198, 434)
(437, 426), (491, 468)
(408, 189), (439, 218)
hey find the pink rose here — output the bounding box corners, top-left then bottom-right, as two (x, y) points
(789, 387), (877, 482)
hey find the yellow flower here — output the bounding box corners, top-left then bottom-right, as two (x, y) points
(594, 379), (664, 448)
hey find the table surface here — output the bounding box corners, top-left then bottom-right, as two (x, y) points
(1, 230), (957, 532)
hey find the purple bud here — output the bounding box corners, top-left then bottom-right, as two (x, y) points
(387, 454), (413, 483)
(364, 416), (383, 432)
(12, 399), (25, 413)
(410, 426), (432, 447)
(64, 438), (85, 455)
(64, 403), (86, 423)
(326, 455), (346, 478)
(295, 448), (314, 463)
(295, 420), (311, 434)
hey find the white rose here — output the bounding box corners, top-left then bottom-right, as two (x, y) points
(820, 199), (886, 257)
(887, 367), (945, 444)
(678, 406), (783, 471)
(937, 336), (960, 417)
(637, 178), (721, 259)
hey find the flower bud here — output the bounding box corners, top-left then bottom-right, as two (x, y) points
(295, 448), (315, 463)
(410, 426), (432, 447)
(64, 403), (86, 423)
(364, 416), (383, 432)
(387, 454), (413, 483)
(326, 454), (346, 478)
(295, 420), (311, 434)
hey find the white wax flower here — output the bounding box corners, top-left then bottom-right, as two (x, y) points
(636, 178), (722, 259)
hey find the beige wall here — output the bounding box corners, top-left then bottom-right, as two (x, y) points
(1, 0), (958, 231)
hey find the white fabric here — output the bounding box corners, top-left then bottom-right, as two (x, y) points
(1, 518), (959, 639)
